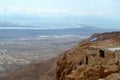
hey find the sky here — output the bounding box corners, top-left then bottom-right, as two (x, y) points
(0, 0), (120, 29)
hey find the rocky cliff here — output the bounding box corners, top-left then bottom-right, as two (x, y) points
(55, 31), (120, 80)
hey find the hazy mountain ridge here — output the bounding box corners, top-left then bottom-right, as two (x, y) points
(0, 22), (38, 28)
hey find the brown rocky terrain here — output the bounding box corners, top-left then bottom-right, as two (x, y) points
(55, 31), (120, 80)
(0, 31), (119, 80)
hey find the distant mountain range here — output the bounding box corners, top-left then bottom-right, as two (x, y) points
(0, 22), (36, 28)
(0, 23), (118, 39)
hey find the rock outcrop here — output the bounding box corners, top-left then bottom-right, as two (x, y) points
(55, 31), (120, 80)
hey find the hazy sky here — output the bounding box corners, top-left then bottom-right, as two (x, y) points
(0, 0), (120, 29)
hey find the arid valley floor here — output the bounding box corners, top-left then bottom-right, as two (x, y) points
(0, 35), (83, 74)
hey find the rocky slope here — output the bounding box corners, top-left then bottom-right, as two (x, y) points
(0, 57), (57, 80)
(55, 31), (120, 80)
